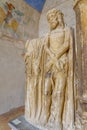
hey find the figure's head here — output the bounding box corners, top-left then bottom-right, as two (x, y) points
(47, 8), (64, 30)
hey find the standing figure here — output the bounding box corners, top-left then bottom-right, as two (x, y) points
(41, 8), (74, 130)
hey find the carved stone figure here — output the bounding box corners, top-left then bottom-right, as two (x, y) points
(24, 8), (74, 130)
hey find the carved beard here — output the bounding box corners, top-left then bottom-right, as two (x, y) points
(50, 21), (59, 30)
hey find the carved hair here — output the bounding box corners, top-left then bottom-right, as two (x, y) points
(47, 8), (64, 20)
(47, 8), (64, 28)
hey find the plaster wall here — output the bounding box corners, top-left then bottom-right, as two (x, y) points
(0, 0), (40, 114)
(0, 40), (25, 114)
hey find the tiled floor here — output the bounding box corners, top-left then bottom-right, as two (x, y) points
(0, 106), (24, 130)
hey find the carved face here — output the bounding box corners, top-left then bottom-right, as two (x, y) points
(47, 12), (59, 30)
(57, 13), (64, 26)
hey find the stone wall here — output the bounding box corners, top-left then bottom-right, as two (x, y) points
(39, 0), (75, 37)
(0, 0), (40, 114)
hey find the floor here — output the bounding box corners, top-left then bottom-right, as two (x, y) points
(0, 106), (24, 130)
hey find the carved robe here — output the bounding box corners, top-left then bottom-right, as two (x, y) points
(25, 28), (74, 130)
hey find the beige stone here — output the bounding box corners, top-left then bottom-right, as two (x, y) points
(25, 8), (74, 130)
(74, 0), (87, 130)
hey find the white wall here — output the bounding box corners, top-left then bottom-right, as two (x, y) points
(39, 0), (76, 37)
(0, 0), (40, 114)
(0, 39), (25, 114)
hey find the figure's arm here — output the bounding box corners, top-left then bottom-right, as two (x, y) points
(45, 28), (71, 72)
(44, 45), (55, 59)
(55, 28), (70, 59)
(45, 28), (70, 69)
(44, 44), (61, 73)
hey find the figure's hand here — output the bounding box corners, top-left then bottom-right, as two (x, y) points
(45, 56), (57, 73)
(55, 60), (64, 71)
(52, 55), (57, 62)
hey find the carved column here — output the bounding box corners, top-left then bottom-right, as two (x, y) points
(74, 0), (87, 129)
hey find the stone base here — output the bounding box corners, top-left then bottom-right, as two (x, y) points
(8, 115), (62, 130)
(8, 115), (41, 130)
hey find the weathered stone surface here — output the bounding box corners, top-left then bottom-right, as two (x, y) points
(24, 8), (74, 130)
(74, 0), (87, 129)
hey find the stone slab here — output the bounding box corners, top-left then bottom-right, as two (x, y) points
(8, 115), (41, 130)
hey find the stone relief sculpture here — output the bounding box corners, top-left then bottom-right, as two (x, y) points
(24, 8), (74, 130)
